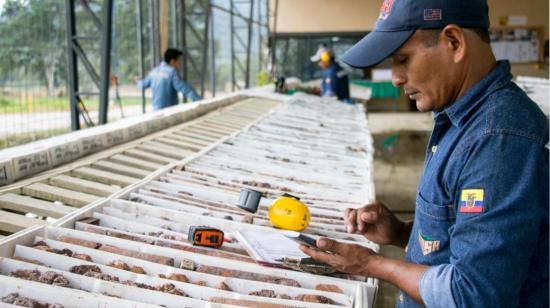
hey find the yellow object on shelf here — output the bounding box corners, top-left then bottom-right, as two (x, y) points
(268, 194), (310, 231)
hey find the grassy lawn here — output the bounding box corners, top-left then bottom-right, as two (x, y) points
(0, 94), (152, 149)
(0, 96), (147, 113)
(0, 127), (71, 149)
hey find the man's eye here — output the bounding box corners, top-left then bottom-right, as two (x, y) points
(398, 57), (407, 64)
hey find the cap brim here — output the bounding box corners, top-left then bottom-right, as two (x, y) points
(310, 55), (321, 62)
(341, 30), (415, 68)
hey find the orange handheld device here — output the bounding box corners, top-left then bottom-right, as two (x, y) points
(188, 226), (224, 248)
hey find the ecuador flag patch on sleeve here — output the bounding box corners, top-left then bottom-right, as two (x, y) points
(459, 189), (484, 213)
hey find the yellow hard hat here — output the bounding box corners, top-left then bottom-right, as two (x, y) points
(320, 51), (332, 63)
(268, 194), (310, 231)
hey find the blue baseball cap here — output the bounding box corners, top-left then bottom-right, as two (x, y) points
(341, 0), (490, 68)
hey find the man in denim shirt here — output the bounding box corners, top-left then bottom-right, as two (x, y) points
(136, 49), (201, 111)
(301, 0), (549, 307)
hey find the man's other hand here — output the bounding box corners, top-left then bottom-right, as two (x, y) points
(344, 201), (411, 247)
(310, 86), (321, 95)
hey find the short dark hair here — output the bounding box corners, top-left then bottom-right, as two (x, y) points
(421, 27), (491, 47)
(164, 48), (183, 63)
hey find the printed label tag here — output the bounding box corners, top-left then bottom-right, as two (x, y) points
(418, 231), (441, 256)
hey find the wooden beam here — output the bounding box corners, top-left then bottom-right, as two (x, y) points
(210, 116), (251, 125)
(211, 113), (252, 122)
(0, 209), (45, 233)
(197, 118), (240, 131)
(165, 133), (212, 146)
(172, 131), (219, 142)
(184, 127), (227, 138)
(108, 154), (163, 171)
(71, 167), (138, 187)
(155, 137), (203, 152)
(50, 175), (118, 197)
(92, 160), (151, 179)
(0, 193), (74, 218)
(187, 125), (231, 136)
(137, 142), (192, 159)
(22, 183), (100, 208)
(202, 120), (242, 130)
(124, 148), (175, 165)
(216, 116), (254, 124)
(159, 0), (169, 55)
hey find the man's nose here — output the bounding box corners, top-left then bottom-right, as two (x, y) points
(392, 71), (406, 87)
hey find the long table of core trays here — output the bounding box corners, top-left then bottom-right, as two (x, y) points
(515, 76), (549, 116)
(0, 93), (377, 308)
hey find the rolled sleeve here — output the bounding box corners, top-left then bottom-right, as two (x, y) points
(137, 76), (152, 89)
(171, 73), (201, 101)
(420, 264), (456, 308)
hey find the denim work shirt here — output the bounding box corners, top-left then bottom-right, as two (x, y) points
(398, 61), (549, 308)
(138, 61), (201, 111)
(321, 62), (350, 101)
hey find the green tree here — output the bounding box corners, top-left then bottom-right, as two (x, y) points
(0, 0), (66, 96)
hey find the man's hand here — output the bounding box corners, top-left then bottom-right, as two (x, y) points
(299, 238), (380, 276)
(344, 201), (412, 248)
(301, 237), (428, 305)
(310, 86), (321, 95)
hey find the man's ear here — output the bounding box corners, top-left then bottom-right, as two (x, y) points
(441, 24), (467, 63)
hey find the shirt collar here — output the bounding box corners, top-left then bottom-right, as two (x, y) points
(434, 60), (512, 127)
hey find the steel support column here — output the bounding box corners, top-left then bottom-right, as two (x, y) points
(170, 0), (178, 48)
(149, 0), (160, 66)
(209, 2), (216, 97)
(65, 0), (113, 130)
(180, 0), (187, 85)
(65, 0), (80, 131)
(244, 0), (254, 88)
(258, 0), (263, 72)
(270, 0), (279, 77)
(230, 0), (236, 91)
(230, 0), (254, 90)
(200, 1), (210, 97)
(181, 0), (210, 98)
(98, 0), (113, 125)
(136, 0), (146, 114)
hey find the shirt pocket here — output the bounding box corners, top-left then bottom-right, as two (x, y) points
(416, 192), (455, 222)
(406, 193), (455, 264)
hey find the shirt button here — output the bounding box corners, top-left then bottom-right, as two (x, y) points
(431, 145), (438, 153)
(399, 294), (404, 302)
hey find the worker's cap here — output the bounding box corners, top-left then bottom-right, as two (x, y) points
(310, 44), (333, 63)
(341, 0), (489, 68)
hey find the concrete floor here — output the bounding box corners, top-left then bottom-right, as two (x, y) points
(368, 112), (434, 135)
(367, 113), (432, 308)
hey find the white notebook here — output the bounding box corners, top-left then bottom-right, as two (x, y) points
(235, 230), (310, 265)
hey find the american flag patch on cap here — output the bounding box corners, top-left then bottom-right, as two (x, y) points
(424, 9), (442, 21)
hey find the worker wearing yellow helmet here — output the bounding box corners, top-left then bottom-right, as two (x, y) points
(310, 44), (352, 104)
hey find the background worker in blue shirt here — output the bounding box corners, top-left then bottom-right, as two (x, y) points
(310, 45), (352, 104)
(301, 0), (549, 307)
(135, 48), (201, 111)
